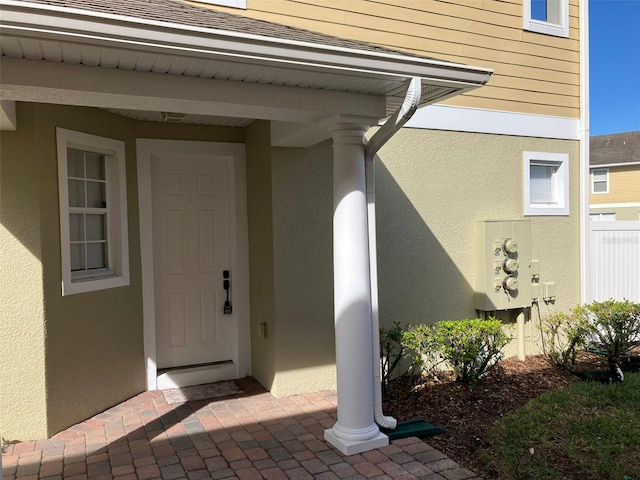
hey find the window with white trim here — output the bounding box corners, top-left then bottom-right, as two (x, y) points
(57, 128), (130, 295)
(592, 168), (609, 194)
(523, 151), (569, 216)
(191, 0), (246, 8)
(523, 0), (569, 37)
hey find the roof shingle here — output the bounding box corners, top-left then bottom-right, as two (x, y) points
(22, 0), (422, 57)
(590, 131), (640, 165)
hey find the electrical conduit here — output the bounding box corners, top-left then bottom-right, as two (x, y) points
(364, 77), (422, 430)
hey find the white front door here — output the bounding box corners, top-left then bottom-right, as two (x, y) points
(151, 153), (234, 369)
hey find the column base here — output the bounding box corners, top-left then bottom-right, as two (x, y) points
(324, 427), (389, 455)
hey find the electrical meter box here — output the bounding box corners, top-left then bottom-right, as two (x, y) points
(474, 220), (532, 311)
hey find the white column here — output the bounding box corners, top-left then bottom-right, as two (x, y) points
(324, 123), (388, 455)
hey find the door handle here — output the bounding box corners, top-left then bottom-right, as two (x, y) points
(223, 270), (232, 315)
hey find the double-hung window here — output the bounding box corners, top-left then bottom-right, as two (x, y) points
(57, 128), (129, 295)
(523, 0), (569, 38)
(592, 168), (609, 194)
(68, 148), (109, 276)
(523, 151), (570, 216)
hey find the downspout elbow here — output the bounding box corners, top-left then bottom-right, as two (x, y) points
(365, 77), (422, 161)
(375, 412), (398, 430)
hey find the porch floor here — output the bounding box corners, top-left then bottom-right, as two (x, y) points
(1, 378), (480, 480)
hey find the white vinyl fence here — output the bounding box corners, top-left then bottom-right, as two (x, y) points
(589, 221), (640, 302)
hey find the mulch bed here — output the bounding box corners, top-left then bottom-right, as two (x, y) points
(382, 353), (611, 477)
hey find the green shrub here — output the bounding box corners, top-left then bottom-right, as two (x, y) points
(379, 321), (421, 396)
(381, 318), (511, 386)
(540, 311), (589, 368)
(575, 299), (640, 357)
(402, 323), (444, 380)
(432, 318), (511, 384)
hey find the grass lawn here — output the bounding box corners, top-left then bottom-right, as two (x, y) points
(484, 372), (640, 480)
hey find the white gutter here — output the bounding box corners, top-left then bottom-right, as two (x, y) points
(579, 0), (590, 304)
(590, 161), (640, 169)
(364, 77), (422, 430)
(0, 1), (493, 90)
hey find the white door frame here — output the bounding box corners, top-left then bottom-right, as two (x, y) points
(137, 139), (251, 390)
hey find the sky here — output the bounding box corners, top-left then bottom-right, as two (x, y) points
(589, 0), (640, 136)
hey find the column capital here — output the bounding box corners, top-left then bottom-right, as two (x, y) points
(331, 123), (368, 147)
(329, 114), (376, 141)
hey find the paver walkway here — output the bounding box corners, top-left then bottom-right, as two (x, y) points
(1, 378), (480, 480)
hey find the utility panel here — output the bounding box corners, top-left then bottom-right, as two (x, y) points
(474, 220), (532, 311)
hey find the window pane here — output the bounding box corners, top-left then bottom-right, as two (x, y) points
(86, 243), (106, 269)
(594, 182), (607, 193)
(85, 153), (105, 180)
(593, 170), (607, 181)
(68, 149), (85, 178)
(530, 164), (554, 203)
(86, 214), (105, 241)
(68, 179), (85, 207)
(69, 214), (84, 241)
(86, 181), (106, 208)
(70, 243), (85, 271)
(531, 0), (547, 21)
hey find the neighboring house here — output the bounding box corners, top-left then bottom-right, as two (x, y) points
(589, 131), (640, 221)
(0, 0), (588, 454)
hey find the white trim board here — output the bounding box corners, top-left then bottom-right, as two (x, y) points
(590, 203), (640, 208)
(136, 139), (251, 391)
(405, 104), (579, 140)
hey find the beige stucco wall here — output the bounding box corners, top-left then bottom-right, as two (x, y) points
(1, 101), (583, 436)
(373, 128), (581, 357)
(0, 102), (246, 439)
(269, 141), (337, 397)
(34, 104), (145, 436)
(245, 121), (277, 390)
(246, 126), (582, 396)
(245, 130), (337, 398)
(0, 104), (48, 439)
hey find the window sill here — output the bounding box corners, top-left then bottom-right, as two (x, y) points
(524, 20), (569, 38)
(62, 274), (129, 296)
(524, 206), (570, 216)
(72, 269), (115, 282)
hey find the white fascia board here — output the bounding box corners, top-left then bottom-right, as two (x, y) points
(0, 1), (492, 90)
(589, 161), (640, 169)
(404, 104), (580, 140)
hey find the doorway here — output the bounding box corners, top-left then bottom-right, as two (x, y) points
(137, 140), (250, 390)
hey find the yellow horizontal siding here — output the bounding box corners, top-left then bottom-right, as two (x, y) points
(447, 92), (578, 117)
(590, 167), (640, 204)
(205, 0), (581, 117)
(253, 2), (579, 61)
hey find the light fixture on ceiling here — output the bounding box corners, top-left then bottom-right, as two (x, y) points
(160, 111), (186, 123)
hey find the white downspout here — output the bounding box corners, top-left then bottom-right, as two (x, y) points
(364, 77), (422, 430)
(579, 0), (590, 304)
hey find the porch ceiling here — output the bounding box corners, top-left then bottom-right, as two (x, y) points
(0, 0), (493, 139)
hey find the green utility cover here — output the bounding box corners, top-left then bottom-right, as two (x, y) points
(381, 418), (446, 441)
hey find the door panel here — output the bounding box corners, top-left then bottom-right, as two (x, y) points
(152, 154), (234, 369)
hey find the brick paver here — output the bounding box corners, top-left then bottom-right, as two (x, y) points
(1, 378), (481, 479)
